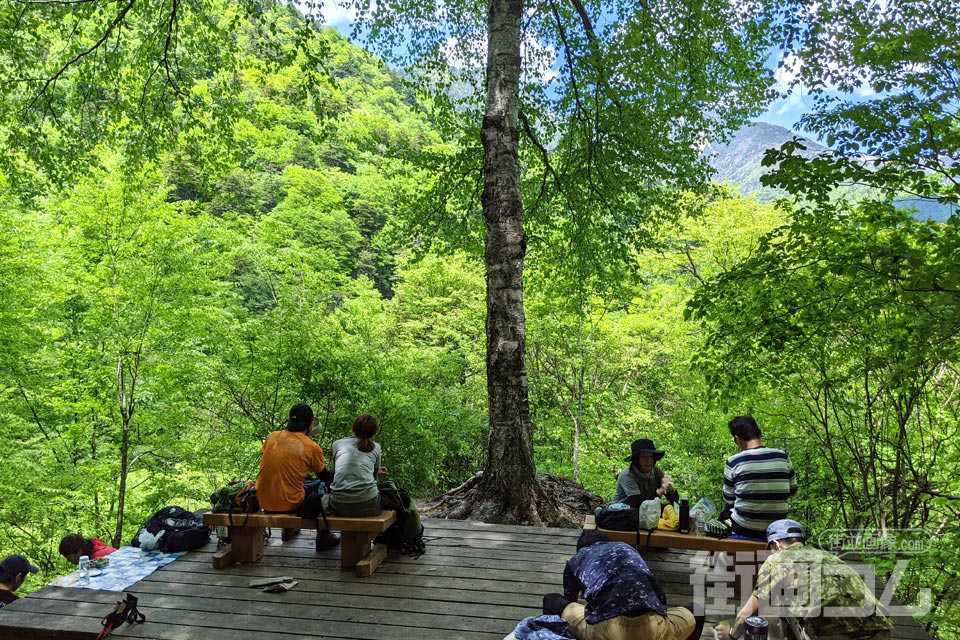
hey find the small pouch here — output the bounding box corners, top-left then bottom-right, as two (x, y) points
(704, 518), (732, 538)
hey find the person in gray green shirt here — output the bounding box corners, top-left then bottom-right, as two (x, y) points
(716, 519), (892, 640)
(613, 439), (679, 507)
(323, 413), (386, 517)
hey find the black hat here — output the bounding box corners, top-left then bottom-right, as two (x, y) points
(0, 555), (39, 581)
(287, 403), (314, 431)
(625, 438), (665, 462)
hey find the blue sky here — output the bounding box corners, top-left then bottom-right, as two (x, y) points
(755, 88), (813, 133)
(318, 6), (817, 136)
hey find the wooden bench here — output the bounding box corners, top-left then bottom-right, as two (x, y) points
(584, 515), (767, 554)
(585, 514), (768, 594)
(203, 511), (396, 577)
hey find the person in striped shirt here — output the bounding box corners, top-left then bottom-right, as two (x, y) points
(721, 415), (797, 540)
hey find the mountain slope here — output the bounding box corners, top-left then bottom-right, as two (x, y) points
(708, 122), (956, 221)
(705, 121), (827, 202)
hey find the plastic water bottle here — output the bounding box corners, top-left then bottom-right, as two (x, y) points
(695, 510), (706, 537)
(78, 555), (90, 586)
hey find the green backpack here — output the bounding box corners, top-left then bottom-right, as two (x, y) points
(210, 481), (259, 515)
(376, 480), (425, 557)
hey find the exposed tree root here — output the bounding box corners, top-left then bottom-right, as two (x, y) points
(420, 471), (605, 528)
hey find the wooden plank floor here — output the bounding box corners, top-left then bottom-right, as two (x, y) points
(0, 518), (931, 640)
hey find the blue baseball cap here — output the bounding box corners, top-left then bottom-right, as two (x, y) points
(0, 554), (39, 580)
(766, 519), (805, 544)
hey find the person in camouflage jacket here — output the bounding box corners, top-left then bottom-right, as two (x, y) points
(716, 519), (893, 640)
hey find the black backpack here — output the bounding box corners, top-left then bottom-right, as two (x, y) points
(376, 480), (425, 557)
(131, 506), (210, 553)
(596, 503), (639, 531)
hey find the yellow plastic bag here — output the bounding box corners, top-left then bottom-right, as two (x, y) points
(657, 503), (680, 531)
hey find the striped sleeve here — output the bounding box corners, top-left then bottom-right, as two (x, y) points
(723, 461), (736, 505)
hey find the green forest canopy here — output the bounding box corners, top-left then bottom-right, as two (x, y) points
(1, 0), (959, 637)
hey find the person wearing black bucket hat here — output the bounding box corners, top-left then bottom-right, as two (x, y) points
(613, 438), (679, 506)
(0, 554), (39, 607)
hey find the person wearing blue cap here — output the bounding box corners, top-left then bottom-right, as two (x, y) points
(715, 519), (893, 640)
(0, 554), (39, 607)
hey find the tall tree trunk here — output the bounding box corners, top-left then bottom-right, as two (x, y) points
(476, 0), (541, 524)
(113, 354), (131, 549)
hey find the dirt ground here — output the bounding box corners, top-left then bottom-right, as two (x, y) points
(419, 472), (606, 528)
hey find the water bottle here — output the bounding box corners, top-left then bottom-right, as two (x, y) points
(679, 498), (690, 534)
(78, 555), (90, 586)
(744, 616), (769, 640)
(695, 510), (706, 537)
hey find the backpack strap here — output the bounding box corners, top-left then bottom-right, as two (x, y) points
(227, 498), (252, 528)
(387, 482), (403, 509)
(628, 464), (643, 488)
(316, 492), (331, 533)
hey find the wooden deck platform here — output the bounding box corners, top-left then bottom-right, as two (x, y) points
(0, 518), (931, 640)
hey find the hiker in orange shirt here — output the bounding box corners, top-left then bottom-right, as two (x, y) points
(256, 402), (338, 549)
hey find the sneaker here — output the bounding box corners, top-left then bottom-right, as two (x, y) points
(281, 528), (300, 542)
(315, 531), (340, 550)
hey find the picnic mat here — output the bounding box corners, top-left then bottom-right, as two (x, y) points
(49, 546), (184, 591)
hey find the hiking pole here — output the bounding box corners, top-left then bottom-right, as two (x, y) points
(95, 593), (146, 640)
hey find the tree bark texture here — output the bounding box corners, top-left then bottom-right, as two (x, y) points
(476, 0), (541, 524)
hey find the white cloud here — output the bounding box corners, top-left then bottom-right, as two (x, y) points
(773, 52), (802, 90)
(440, 31), (558, 85)
(295, 0), (357, 26)
(521, 34), (558, 84)
(775, 91), (805, 117)
(441, 34), (486, 70)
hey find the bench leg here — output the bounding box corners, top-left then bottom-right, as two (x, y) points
(226, 527), (265, 565)
(212, 545), (235, 569)
(339, 532), (376, 570)
(354, 544), (388, 577)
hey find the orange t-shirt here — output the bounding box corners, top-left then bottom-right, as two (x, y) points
(256, 430), (327, 512)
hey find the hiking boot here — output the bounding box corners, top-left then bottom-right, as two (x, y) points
(315, 531), (340, 550)
(281, 528), (300, 541)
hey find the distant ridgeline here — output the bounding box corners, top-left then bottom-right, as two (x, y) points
(706, 121), (957, 222)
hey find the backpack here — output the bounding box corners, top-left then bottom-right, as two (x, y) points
(298, 480), (330, 519)
(210, 480), (260, 525)
(376, 480), (425, 557)
(596, 503), (638, 531)
(131, 506), (210, 553)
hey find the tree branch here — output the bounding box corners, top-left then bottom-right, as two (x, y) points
(26, 0), (139, 112)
